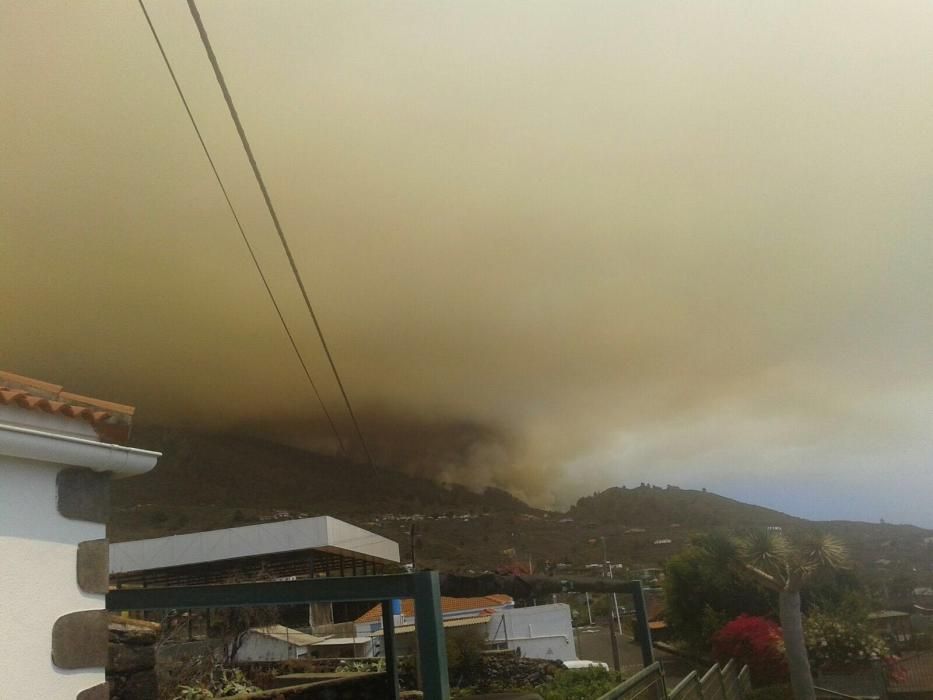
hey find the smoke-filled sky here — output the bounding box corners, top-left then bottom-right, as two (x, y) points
(3, 1), (932, 524)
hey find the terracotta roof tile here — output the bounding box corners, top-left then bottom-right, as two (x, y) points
(0, 370), (134, 444)
(355, 595), (514, 624)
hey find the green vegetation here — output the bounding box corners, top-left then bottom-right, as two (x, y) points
(172, 666), (258, 699)
(446, 627), (487, 685)
(665, 530), (866, 700)
(804, 611), (889, 670)
(450, 667), (621, 699)
(664, 534), (773, 651)
(736, 530), (849, 700)
(536, 667), (622, 699)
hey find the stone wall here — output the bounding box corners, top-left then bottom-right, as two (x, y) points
(228, 673), (392, 699)
(107, 616), (160, 700)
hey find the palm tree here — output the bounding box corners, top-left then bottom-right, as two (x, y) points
(737, 530), (848, 700)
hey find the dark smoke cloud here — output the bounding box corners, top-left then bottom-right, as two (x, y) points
(2, 1), (932, 521)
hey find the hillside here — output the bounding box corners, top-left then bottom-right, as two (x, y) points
(110, 427), (933, 579)
(569, 485), (804, 530)
(110, 426), (533, 542)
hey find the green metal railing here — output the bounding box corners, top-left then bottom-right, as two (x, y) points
(597, 662), (667, 700)
(107, 571), (449, 700)
(599, 659), (753, 700)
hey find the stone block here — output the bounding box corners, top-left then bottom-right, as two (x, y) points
(121, 669), (158, 700)
(57, 467), (110, 523)
(52, 609), (109, 669)
(109, 616), (160, 645)
(108, 642), (155, 673)
(77, 539), (109, 594)
(76, 682), (109, 700)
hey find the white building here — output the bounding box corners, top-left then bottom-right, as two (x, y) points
(488, 604), (578, 662)
(0, 371), (159, 700)
(110, 515), (399, 589)
(234, 625), (324, 662)
(358, 596), (577, 663)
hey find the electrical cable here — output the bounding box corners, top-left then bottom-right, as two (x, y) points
(186, 0), (375, 468)
(136, 0), (346, 456)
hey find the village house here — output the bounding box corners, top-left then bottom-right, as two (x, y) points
(357, 595), (578, 662)
(0, 371), (160, 699)
(234, 625), (325, 662)
(867, 610), (913, 646)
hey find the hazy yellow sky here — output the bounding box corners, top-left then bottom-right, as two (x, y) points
(3, 1), (931, 523)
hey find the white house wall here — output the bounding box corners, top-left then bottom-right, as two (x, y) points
(235, 633), (306, 662)
(488, 604), (578, 662)
(0, 456), (106, 698)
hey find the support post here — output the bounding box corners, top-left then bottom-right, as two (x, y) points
(381, 600), (400, 700)
(608, 608), (622, 674)
(631, 579), (655, 667)
(413, 571), (449, 700)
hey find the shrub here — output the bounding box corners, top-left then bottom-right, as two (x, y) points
(804, 611), (889, 671)
(536, 667), (621, 700)
(172, 665), (259, 699)
(336, 657), (386, 673)
(446, 627), (487, 683)
(664, 536), (773, 651)
(713, 615), (787, 686)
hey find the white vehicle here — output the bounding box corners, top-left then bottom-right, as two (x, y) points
(563, 660), (610, 671)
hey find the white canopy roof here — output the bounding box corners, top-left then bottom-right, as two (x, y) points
(110, 515), (399, 574)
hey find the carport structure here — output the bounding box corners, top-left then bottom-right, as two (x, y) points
(107, 571), (449, 699)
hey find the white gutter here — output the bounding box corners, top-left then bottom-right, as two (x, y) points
(0, 423), (160, 477)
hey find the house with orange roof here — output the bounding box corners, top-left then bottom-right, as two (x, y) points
(354, 593), (579, 663)
(355, 594), (515, 632)
(0, 371), (160, 699)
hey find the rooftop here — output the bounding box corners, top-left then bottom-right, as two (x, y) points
(868, 610), (911, 619)
(110, 515), (400, 576)
(0, 370), (134, 443)
(249, 625), (325, 647)
(356, 594), (513, 624)
(372, 615), (492, 636)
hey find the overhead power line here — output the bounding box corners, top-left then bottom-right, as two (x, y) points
(136, 0), (346, 456)
(185, 0), (375, 468)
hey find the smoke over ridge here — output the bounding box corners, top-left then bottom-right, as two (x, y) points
(2, 1), (932, 519)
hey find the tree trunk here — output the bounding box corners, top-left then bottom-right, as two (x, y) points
(779, 589), (815, 700)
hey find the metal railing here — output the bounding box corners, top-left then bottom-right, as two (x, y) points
(599, 660), (753, 700)
(598, 662), (668, 700)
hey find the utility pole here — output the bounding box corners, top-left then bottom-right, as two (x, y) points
(608, 611), (622, 675)
(409, 523), (421, 690)
(585, 591), (593, 626)
(602, 537), (623, 636)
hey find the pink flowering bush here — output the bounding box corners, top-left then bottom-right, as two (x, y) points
(713, 615), (788, 686)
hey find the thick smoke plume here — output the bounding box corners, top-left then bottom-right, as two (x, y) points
(2, 1), (932, 520)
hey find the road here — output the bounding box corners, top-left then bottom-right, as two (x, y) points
(573, 625), (702, 686)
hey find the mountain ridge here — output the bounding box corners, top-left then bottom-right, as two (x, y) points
(110, 427), (932, 574)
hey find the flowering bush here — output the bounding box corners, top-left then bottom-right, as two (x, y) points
(803, 612), (889, 671)
(713, 615), (787, 686)
(881, 655), (908, 685)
